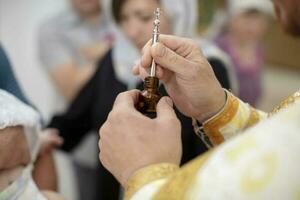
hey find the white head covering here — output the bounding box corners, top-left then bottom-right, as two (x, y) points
(227, 0), (274, 18)
(102, 0), (238, 93)
(0, 90), (46, 200)
(206, 0), (274, 39)
(0, 90), (41, 161)
(101, 0), (199, 88)
(160, 0), (198, 37)
(102, 0), (199, 36)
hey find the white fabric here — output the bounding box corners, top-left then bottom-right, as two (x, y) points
(16, 179), (47, 200)
(103, 0), (237, 91)
(228, 0), (274, 18)
(102, 0), (200, 88)
(0, 90), (41, 161)
(0, 90), (44, 200)
(102, 0), (199, 36)
(188, 101), (300, 200)
(130, 101), (300, 200)
(0, 166), (47, 200)
(0, 90), (39, 130)
(160, 0), (198, 37)
(101, 0), (141, 88)
(112, 30), (141, 89)
(206, 0), (274, 39)
(131, 179), (167, 200)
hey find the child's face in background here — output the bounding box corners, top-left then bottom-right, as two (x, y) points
(119, 0), (172, 50)
(228, 11), (270, 44)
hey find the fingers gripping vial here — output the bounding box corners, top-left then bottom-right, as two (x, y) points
(137, 8), (162, 116)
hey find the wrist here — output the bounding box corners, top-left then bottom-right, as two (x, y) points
(196, 88), (227, 123)
(124, 163), (179, 200)
(193, 90), (240, 147)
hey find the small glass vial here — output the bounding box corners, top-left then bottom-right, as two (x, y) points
(137, 76), (161, 114)
(137, 8), (162, 116)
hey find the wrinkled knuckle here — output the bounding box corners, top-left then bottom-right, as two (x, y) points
(107, 110), (118, 122)
(116, 91), (126, 101)
(168, 53), (179, 64)
(119, 104), (132, 114)
(109, 107), (131, 124)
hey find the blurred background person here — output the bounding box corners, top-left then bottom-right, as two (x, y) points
(38, 0), (114, 112)
(38, 1), (115, 199)
(48, 0), (237, 199)
(213, 0), (273, 106)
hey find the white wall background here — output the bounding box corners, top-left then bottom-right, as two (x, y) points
(0, 0), (68, 120)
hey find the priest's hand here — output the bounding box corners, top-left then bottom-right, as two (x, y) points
(98, 90), (182, 186)
(133, 35), (226, 122)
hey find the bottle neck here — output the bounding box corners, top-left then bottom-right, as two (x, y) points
(144, 76), (159, 92)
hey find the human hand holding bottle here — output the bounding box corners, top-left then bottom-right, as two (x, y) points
(133, 35), (226, 122)
(99, 90), (182, 186)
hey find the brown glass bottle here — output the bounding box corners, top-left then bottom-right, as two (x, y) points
(137, 76), (162, 115)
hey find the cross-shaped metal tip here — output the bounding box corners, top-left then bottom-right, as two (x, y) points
(154, 8), (161, 19)
(150, 8), (161, 77)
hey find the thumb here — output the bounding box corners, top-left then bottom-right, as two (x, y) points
(156, 97), (176, 120)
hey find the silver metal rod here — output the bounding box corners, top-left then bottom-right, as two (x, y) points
(150, 8), (161, 77)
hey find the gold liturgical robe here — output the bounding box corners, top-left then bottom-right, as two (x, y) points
(125, 90), (300, 200)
